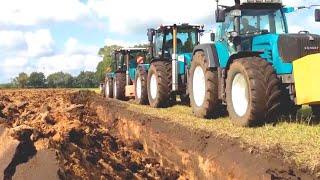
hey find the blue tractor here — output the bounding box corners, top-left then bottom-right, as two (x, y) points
(188, 0), (320, 126)
(105, 48), (150, 104)
(146, 24), (204, 107)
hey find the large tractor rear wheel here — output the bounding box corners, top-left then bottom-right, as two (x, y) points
(147, 61), (172, 108)
(226, 57), (281, 127)
(135, 67), (148, 105)
(113, 73), (126, 100)
(312, 105), (320, 119)
(105, 78), (113, 98)
(189, 51), (220, 118)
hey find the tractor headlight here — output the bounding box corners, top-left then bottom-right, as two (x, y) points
(178, 55), (185, 62)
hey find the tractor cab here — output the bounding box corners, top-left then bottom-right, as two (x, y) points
(147, 24), (204, 94)
(105, 48), (148, 100)
(148, 24), (204, 63)
(217, 3), (287, 52)
(111, 48), (148, 73)
(213, 0), (320, 74)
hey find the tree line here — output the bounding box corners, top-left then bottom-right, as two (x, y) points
(5, 71), (98, 89)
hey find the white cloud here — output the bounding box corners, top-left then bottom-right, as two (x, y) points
(65, 37), (99, 55)
(0, 30), (26, 50)
(35, 53), (101, 76)
(88, 0), (214, 34)
(25, 29), (54, 57)
(0, 57), (31, 82)
(0, 0), (90, 26)
(88, 0), (319, 35)
(0, 35), (101, 83)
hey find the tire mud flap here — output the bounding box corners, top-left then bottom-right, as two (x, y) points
(293, 53), (320, 105)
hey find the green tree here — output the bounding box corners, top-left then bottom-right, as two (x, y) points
(96, 45), (122, 82)
(74, 71), (98, 88)
(28, 72), (46, 88)
(14, 72), (29, 88)
(47, 72), (74, 88)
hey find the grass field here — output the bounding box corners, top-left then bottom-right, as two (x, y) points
(126, 102), (320, 176)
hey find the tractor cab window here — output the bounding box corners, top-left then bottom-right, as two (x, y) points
(115, 53), (125, 71)
(155, 31), (164, 57)
(163, 31), (173, 58)
(176, 28), (198, 54)
(240, 9), (286, 35)
(222, 15), (235, 40)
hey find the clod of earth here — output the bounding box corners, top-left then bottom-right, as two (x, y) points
(0, 89), (180, 179)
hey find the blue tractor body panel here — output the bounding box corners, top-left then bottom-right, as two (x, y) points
(213, 34), (293, 74)
(215, 41), (231, 68)
(178, 53), (193, 75)
(128, 63), (150, 81)
(106, 72), (115, 78)
(252, 34), (293, 74)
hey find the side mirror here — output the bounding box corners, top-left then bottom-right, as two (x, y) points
(215, 9), (225, 23)
(147, 29), (155, 42)
(283, 7), (295, 13)
(210, 33), (215, 42)
(315, 9), (320, 22)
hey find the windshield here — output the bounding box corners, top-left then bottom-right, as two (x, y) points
(240, 9), (287, 35)
(163, 28), (198, 58)
(176, 28), (198, 54)
(129, 51), (148, 65)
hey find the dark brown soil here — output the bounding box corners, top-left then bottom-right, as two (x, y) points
(0, 90), (180, 180)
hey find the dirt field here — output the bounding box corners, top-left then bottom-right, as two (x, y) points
(0, 89), (319, 179)
(0, 90), (180, 180)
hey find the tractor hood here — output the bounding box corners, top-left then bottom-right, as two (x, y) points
(252, 33), (320, 74)
(278, 34), (320, 62)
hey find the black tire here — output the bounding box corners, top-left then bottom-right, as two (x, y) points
(189, 51), (220, 118)
(105, 78), (113, 98)
(113, 73), (126, 100)
(147, 61), (172, 108)
(135, 67), (149, 105)
(226, 57), (281, 127)
(312, 105), (320, 118)
(180, 94), (190, 106)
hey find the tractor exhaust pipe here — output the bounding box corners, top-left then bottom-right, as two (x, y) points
(172, 25), (179, 91)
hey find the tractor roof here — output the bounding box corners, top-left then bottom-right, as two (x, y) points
(222, 0), (283, 12)
(119, 48), (147, 51)
(113, 48), (147, 55)
(155, 23), (204, 31)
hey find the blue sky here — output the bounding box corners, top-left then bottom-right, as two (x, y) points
(0, 0), (319, 83)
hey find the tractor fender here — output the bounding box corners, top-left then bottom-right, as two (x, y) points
(193, 43), (219, 68)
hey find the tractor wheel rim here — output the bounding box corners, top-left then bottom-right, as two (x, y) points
(193, 66), (206, 107)
(136, 77), (142, 99)
(150, 74), (157, 99)
(114, 80), (117, 98)
(106, 81), (109, 97)
(231, 73), (249, 117)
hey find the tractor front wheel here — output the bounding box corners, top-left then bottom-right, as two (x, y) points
(226, 57), (281, 127)
(113, 73), (126, 100)
(147, 61), (172, 108)
(105, 78), (113, 98)
(135, 67), (148, 105)
(189, 51), (220, 118)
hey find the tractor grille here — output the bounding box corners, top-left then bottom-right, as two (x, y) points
(278, 34), (320, 62)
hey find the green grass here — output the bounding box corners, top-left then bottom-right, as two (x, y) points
(125, 103), (320, 176)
